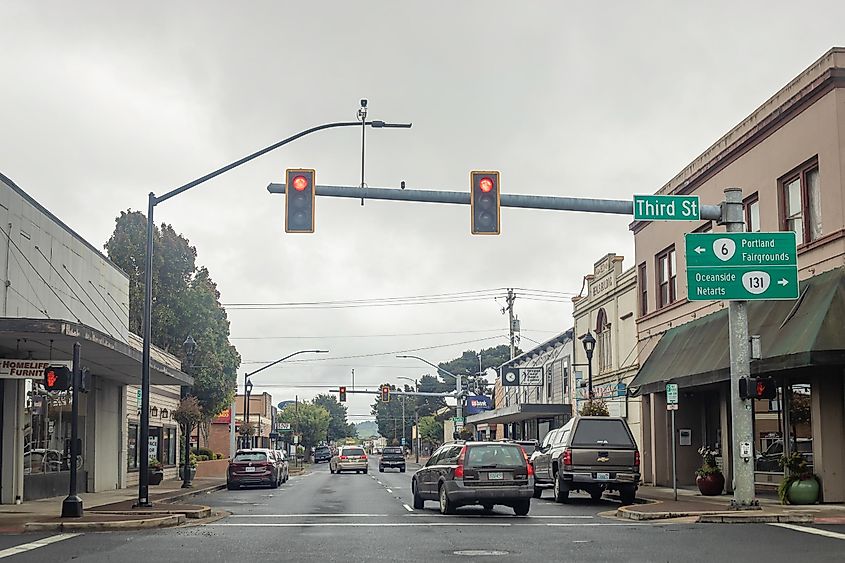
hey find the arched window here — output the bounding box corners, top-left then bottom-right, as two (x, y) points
(596, 308), (611, 374)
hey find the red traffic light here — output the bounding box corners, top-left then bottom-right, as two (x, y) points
(339, 386), (347, 402)
(479, 177), (494, 193)
(380, 385), (390, 402)
(292, 175), (309, 191)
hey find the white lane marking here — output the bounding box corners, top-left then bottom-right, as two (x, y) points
(405, 513), (593, 519)
(376, 481), (383, 485)
(403, 504), (414, 512)
(386, 488), (393, 493)
(229, 514), (391, 518)
(0, 533), (81, 559)
(209, 522), (651, 528)
(769, 523), (845, 541)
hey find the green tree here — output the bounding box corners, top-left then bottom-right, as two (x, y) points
(278, 403), (330, 452)
(312, 394), (355, 442)
(105, 211), (241, 436)
(371, 385), (415, 446)
(417, 415), (443, 446)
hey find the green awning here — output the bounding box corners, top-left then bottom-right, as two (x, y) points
(629, 267), (845, 396)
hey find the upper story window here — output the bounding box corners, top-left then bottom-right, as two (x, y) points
(656, 246), (677, 308)
(596, 308), (611, 374)
(638, 263), (648, 317)
(693, 221), (713, 234)
(744, 193), (760, 233)
(780, 159), (821, 244)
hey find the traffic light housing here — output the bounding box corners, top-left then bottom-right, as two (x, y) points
(739, 377), (777, 400)
(470, 170), (500, 235)
(380, 384), (390, 403)
(285, 168), (315, 233)
(339, 386), (347, 402)
(44, 365), (72, 391)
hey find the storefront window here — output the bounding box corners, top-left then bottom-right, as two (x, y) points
(754, 383), (812, 473)
(24, 379), (87, 475)
(128, 423), (139, 470)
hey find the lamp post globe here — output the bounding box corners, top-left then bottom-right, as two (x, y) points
(582, 331), (597, 400)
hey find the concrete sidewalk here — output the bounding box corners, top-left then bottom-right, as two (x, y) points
(0, 478), (225, 533)
(617, 485), (845, 524)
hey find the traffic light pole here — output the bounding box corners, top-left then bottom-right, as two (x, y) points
(61, 342), (83, 518)
(134, 110), (411, 508)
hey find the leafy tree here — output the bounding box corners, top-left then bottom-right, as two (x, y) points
(417, 415), (443, 446)
(104, 211), (241, 442)
(312, 394), (355, 442)
(371, 385), (416, 446)
(278, 403), (330, 452)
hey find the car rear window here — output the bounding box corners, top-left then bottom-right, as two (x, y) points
(234, 452), (267, 462)
(383, 447), (402, 454)
(316, 446), (330, 452)
(571, 420), (634, 447)
(343, 448), (365, 456)
(465, 445), (526, 467)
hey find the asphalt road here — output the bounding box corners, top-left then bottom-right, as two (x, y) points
(2, 457), (844, 562)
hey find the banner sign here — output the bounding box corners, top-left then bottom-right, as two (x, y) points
(465, 395), (494, 415)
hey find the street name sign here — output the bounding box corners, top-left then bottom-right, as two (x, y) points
(685, 232), (798, 301)
(634, 195), (700, 221)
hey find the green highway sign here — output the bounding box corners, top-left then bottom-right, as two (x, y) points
(685, 232), (799, 301)
(634, 195), (700, 221)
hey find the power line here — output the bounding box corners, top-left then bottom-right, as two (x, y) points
(230, 327), (561, 340)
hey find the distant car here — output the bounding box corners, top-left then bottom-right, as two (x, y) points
(411, 441), (533, 516)
(756, 438), (813, 472)
(330, 446), (369, 474)
(273, 450), (290, 483)
(531, 417), (639, 505)
(379, 446), (406, 472)
(314, 445), (332, 463)
(227, 449), (282, 490)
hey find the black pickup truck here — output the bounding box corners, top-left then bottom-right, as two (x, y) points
(379, 446), (406, 472)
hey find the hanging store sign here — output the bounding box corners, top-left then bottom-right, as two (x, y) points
(0, 359), (72, 379)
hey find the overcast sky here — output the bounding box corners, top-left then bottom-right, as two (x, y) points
(3, 1), (844, 421)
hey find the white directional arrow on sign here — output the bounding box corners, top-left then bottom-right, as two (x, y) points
(778, 279), (789, 286)
(695, 246), (705, 254)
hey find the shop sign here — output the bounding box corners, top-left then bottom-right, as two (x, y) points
(213, 408), (231, 424)
(465, 395), (493, 415)
(0, 359), (71, 379)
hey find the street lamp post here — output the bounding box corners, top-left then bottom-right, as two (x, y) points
(181, 335), (197, 488)
(397, 355), (463, 434)
(241, 349), (329, 450)
(581, 331), (596, 400)
(135, 109), (410, 507)
(243, 378), (254, 448)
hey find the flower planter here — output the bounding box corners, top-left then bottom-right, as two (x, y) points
(179, 466), (197, 481)
(787, 477), (819, 505)
(696, 472), (725, 496)
(148, 470), (164, 485)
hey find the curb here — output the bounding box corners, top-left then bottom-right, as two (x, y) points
(697, 513), (814, 524)
(23, 514), (185, 532)
(158, 483), (227, 504)
(88, 506), (212, 519)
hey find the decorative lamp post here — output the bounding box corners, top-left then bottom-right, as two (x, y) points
(244, 378), (254, 448)
(581, 331), (596, 400)
(181, 335), (197, 488)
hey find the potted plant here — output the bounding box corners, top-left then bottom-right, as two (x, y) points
(778, 450), (819, 505)
(579, 399), (610, 416)
(695, 446), (725, 496)
(179, 453), (197, 481)
(148, 457), (164, 485)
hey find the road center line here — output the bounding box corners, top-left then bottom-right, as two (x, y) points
(386, 488), (393, 493)
(0, 534), (81, 559)
(768, 523), (845, 541)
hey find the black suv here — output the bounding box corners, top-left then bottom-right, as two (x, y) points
(314, 445), (332, 463)
(530, 416), (640, 504)
(379, 446), (406, 472)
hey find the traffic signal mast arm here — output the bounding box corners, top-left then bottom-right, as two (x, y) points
(331, 388), (457, 397)
(267, 183), (723, 220)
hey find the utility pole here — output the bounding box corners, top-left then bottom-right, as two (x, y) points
(724, 187), (757, 510)
(503, 288), (517, 360)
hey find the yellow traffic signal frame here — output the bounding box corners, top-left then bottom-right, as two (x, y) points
(470, 170), (501, 235)
(285, 168), (316, 233)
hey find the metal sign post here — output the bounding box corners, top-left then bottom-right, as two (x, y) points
(666, 383), (679, 502)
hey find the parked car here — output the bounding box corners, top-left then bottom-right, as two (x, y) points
(755, 438), (813, 472)
(531, 416), (639, 505)
(273, 450), (290, 483)
(314, 445), (332, 463)
(379, 446), (406, 472)
(411, 441), (533, 516)
(330, 446), (369, 474)
(227, 449), (282, 490)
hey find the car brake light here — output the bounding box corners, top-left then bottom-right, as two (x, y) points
(340, 455), (348, 460)
(527, 462), (534, 477)
(520, 448), (534, 477)
(362, 455), (367, 461)
(454, 446), (467, 479)
(562, 448), (572, 466)
(634, 450), (640, 468)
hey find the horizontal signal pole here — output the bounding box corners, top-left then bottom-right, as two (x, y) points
(330, 388), (455, 398)
(267, 183), (723, 221)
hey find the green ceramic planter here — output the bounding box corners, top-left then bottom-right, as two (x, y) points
(787, 477), (819, 505)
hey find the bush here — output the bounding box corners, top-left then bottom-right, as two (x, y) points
(579, 399), (610, 416)
(192, 447), (214, 458)
(196, 455), (210, 462)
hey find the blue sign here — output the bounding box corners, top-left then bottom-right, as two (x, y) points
(465, 395), (493, 415)
(277, 400), (296, 410)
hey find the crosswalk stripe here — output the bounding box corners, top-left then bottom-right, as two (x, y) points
(769, 523), (845, 541)
(0, 533), (80, 559)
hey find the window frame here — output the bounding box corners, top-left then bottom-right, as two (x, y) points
(779, 158), (821, 245)
(655, 245), (677, 309)
(744, 193), (760, 233)
(596, 308), (611, 374)
(637, 262), (648, 317)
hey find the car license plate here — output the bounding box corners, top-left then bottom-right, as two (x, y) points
(245, 466), (256, 473)
(488, 472), (504, 480)
(596, 472), (610, 480)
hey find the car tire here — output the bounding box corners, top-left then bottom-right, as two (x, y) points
(364, 468), (368, 474)
(513, 500), (531, 516)
(400, 467), (406, 473)
(226, 482), (236, 491)
(590, 487), (603, 501)
(553, 473), (570, 504)
(379, 466), (384, 472)
(438, 484), (455, 515)
(532, 486), (543, 499)
(412, 480), (425, 509)
(619, 486), (636, 506)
